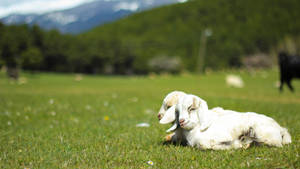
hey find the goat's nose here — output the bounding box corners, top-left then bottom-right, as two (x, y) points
(158, 114), (162, 120)
(179, 119), (185, 124)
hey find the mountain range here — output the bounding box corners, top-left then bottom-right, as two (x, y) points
(1, 0), (184, 34)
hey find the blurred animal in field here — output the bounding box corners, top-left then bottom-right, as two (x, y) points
(226, 74), (244, 88)
(278, 52), (300, 92)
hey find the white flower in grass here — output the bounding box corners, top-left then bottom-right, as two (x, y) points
(104, 101), (109, 107)
(16, 112), (21, 116)
(147, 160), (154, 166)
(18, 77), (27, 85)
(131, 97), (138, 102)
(7, 121), (12, 126)
(74, 74), (83, 81)
(85, 105), (91, 110)
(50, 111), (56, 116)
(71, 117), (79, 123)
(144, 109), (154, 114)
(274, 81), (280, 88)
(49, 99), (54, 105)
(25, 116), (29, 120)
(49, 125), (54, 129)
(136, 123), (150, 127)
(112, 93), (118, 99)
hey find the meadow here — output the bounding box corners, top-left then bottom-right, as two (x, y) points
(0, 70), (299, 168)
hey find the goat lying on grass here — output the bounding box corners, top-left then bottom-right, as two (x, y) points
(157, 91), (186, 143)
(278, 52), (300, 92)
(158, 91), (234, 145)
(161, 94), (291, 150)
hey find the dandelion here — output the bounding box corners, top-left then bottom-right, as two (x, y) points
(147, 161), (154, 166)
(104, 116), (109, 121)
(18, 149), (22, 153)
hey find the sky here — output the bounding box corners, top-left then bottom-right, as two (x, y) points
(0, 0), (97, 18)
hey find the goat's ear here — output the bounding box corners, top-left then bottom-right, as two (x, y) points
(160, 105), (176, 124)
(193, 97), (208, 111)
(166, 123), (177, 133)
(191, 97), (201, 109)
(199, 99), (208, 111)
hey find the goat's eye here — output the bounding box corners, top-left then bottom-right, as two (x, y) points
(166, 105), (171, 109)
(188, 106), (195, 112)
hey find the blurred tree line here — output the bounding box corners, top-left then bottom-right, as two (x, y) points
(1, 0), (300, 78)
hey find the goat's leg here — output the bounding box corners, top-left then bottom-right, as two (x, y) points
(287, 79), (294, 92)
(279, 78), (284, 92)
(287, 80), (294, 92)
(165, 133), (175, 142)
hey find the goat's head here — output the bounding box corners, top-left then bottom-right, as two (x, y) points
(176, 95), (209, 130)
(158, 91), (186, 123)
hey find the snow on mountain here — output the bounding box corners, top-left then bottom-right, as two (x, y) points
(46, 12), (78, 25)
(1, 0), (179, 34)
(113, 2), (139, 12)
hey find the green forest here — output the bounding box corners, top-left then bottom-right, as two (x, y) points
(1, 0), (300, 77)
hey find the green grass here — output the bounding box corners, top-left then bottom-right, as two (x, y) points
(1, 70), (299, 168)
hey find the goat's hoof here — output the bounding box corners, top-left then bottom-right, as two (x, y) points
(165, 133), (174, 142)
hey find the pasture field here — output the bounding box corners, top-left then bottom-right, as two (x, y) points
(0, 70), (299, 168)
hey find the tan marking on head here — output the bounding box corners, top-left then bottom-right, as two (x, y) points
(191, 97), (200, 109)
(166, 93), (181, 107)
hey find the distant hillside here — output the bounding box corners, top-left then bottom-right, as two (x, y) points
(1, 0), (300, 76)
(82, 0), (300, 72)
(1, 0), (180, 34)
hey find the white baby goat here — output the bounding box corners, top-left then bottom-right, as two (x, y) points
(157, 91), (187, 143)
(163, 94), (291, 150)
(158, 91), (233, 144)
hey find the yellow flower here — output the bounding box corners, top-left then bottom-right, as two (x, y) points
(104, 116), (109, 121)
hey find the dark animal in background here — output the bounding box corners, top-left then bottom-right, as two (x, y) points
(278, 52), (300, 92)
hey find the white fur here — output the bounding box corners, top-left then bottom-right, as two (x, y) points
(169, 95), (291, 150)
(157, 91), (187, 143)
(157, 91), (186, 122)
(158, 91), (237, 144)
(226, 74), (244, 88)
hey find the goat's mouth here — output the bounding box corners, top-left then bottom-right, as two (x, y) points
(179, 121), (188, 128)
(157, 114), (163, 120)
